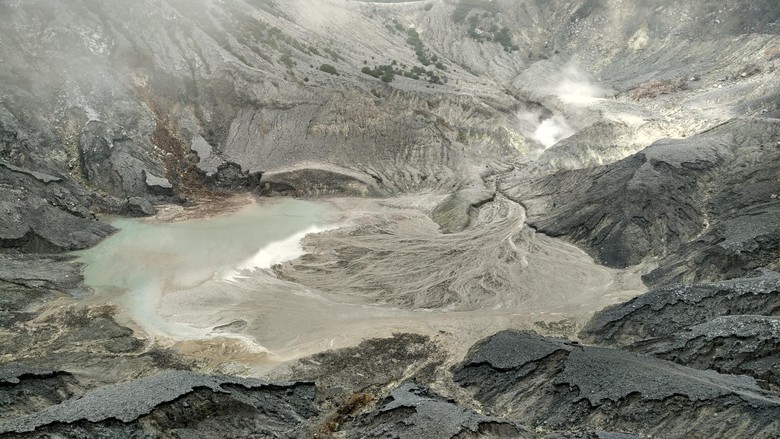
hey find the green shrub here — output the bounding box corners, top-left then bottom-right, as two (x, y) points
(452, 0), (500, 23)
(280, 52), (295, 68)
(319, 63), (339, 75)
(381, 71), (395, 82)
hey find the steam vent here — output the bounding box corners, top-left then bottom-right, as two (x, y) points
(1, 1), (779, 437)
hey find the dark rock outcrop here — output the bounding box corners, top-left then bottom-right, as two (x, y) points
(285, 333), (443, 395)
(504, 119), (780, 278)
(203, 162), (263, 192)
(0, 254), (192, 384)
(580, 274), (780, 388)
(644, 207), (780, 286)
(0, 165), (115, 253)
(344, 382), (525, 439)
(579, 273), (780, 346)
(453, 331), (780, 437)
(259, 163), (384, 197)
(630, 315), (780, 388)
(0, 253), (87, 297)
(0, 364), (64, 385)
(125, 196), (156, 217)
(0, 371), (317, 437)
(0, 366), (84, 424)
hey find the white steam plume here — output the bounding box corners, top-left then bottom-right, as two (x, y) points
(517, 62), (610, 149)
(555, 63), (611, 106)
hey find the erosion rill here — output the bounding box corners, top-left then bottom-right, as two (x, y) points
(1, 1), (779, 438)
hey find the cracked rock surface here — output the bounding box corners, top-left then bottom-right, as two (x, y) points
(454, 331), (780, 438)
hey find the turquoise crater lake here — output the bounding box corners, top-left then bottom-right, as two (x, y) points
(76, 198), (337, 347)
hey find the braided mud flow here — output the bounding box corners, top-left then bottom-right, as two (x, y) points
(76, 195), (645, 369)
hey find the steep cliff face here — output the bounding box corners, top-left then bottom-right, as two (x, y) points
(2, 0), (778, 252)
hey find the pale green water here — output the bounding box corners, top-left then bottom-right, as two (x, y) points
(76, 198), (337, 340)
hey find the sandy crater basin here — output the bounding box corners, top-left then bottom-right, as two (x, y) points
(76, 196), (647, 371)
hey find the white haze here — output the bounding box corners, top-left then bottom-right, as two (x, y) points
(518, 63), (610, 148)
(555, 63), (611, 106)
(533, 115), (575, 148)
(517, 110), (575, 148)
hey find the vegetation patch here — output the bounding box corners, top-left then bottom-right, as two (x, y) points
(362, 61), (444, 84)
(452, 0), (500, 23)
(453, 0), (519, 52)
(317, 392), (374, 435)
(364, 20), (448, 84)
(391, 19), (448, 70)
(630, 78), (688, 100)
(319, 63), (340, 75)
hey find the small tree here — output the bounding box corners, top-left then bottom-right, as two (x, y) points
(381, 71), (395, 83)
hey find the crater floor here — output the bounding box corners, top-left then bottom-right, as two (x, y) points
(75, 195), (647, 372)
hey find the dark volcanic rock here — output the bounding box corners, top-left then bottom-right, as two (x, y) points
(543, 432), (642, 439)
(203, 161), (262, 192)
(344, 382), (526, 439)
(453, 331), (780, 437)
(0, 301), (190, 379)
(580, 273), (780, 387)
(0, 281), (47, 328)
(142, 169), (175, 196)
(0, 253), (87, 297)
(0, 366), (83, 423)
(463, 329), (568, 370)
(0, 165), (115, 253)
(0, 162), (60, 183)
(0, 371), (317, 437)
(629, 315), (780, 388)
(503, 119), (780, 276)
(79, 121), (167, 197)
(259, 163), (384, 197)
(0, 254), (192, 382)
(125, 196), (156, 217)
(644, 208), (780, 286)
(0, 364), (60, 385)
(579, 273), (780, 346)
(285, 333), (444, 396)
